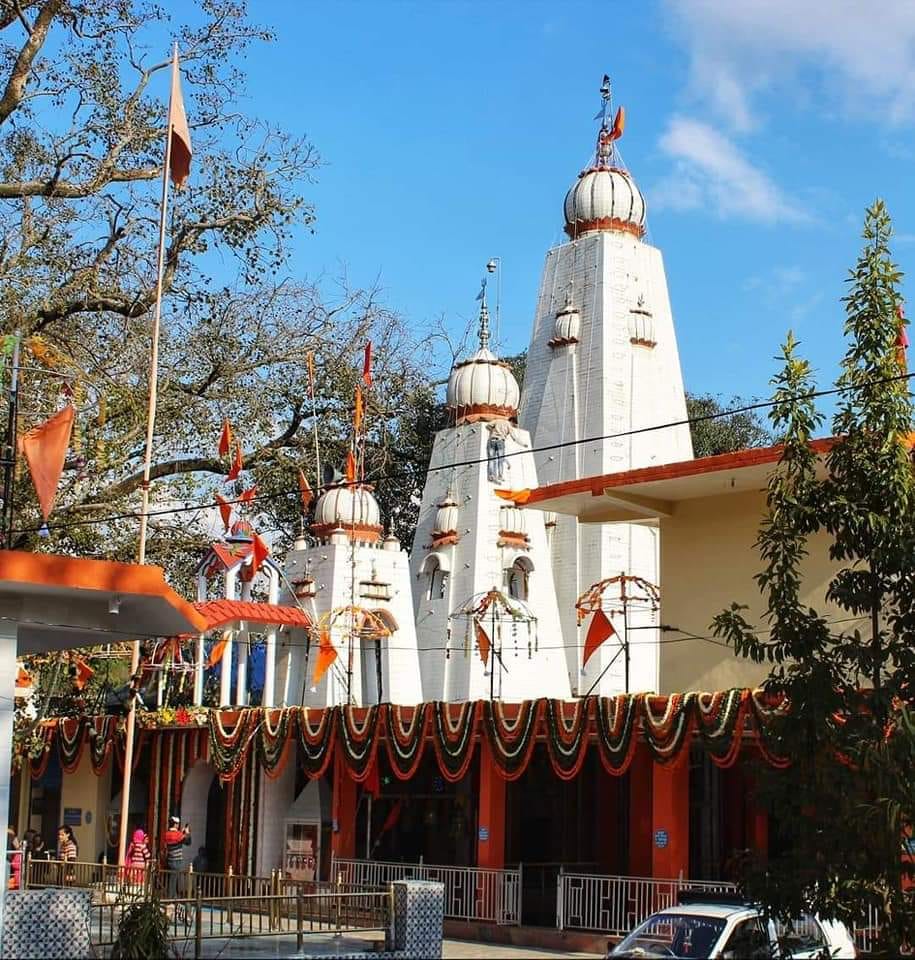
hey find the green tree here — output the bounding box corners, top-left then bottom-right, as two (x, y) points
(713, 201), (915, 952)
(686, 392), (772, 457)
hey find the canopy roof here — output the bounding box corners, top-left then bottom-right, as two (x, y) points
(0, 550), (206, 654)
(194, 599), (311, 631)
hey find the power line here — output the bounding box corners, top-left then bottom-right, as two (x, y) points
(9, 368), (915, 538)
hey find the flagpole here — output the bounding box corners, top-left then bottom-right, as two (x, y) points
(117, 42), (177, 868)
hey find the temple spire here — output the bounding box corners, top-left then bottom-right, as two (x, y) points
(593, 73), (625, 169)
(476, 279), (491, 350)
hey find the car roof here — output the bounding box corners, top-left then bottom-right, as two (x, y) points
(657, 903), (759, 921)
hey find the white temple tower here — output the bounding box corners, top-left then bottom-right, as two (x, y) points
(518, 80), (693, 696)
(410, 290), (572, 702)
(277, 482), (423, 707)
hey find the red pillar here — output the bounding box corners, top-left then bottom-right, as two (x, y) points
(331, 751), (358, 860)
(628, 744), (653, 876)
(651, 756), (690, 880)
(476, 741), (506, 869)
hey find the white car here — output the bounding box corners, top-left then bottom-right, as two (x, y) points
(609, 896), (857, 959)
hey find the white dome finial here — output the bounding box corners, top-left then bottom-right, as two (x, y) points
(476, 279), (491, 351)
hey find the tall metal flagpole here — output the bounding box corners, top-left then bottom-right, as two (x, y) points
(117, 43), (177, 868)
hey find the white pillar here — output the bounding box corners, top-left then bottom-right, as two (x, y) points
(0, 622), (17, 928)
(263, 568), (280, 708)
(193, 633), (205, 706)
(219, 567), (238, 706)
(196, 572), (208, 603)
(235, 579), (252, 706)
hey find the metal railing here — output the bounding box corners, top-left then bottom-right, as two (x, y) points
(556, 870), (737, 937)
(332, 856), (521, 926)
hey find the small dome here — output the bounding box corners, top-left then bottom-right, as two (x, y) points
(446, 348), (520, 424)
(553, 305), (581, 342)
(311, 484), (382, 543)
(499, 505), (527, 536)
(383, 532), (400, 552)
(564, 167), (645, 239)
(433, 494), (459, 534)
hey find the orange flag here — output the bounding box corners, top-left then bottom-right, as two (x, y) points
(610, 105), (625, 141)
(345, 450), (356, 484)
(167, 45), (192, 188)
(218, 419), (232, 458)
(475, 622), (491, 667)
(362, 341), (373, 387)
(207, 630), (231, 668)
(583, 610), (617, 668)
(250, 532), (269, 575)
(354, 385), (364, 433)
(306, 351), (316, 390)
(19, 404), (75, 521)
(312, 629), (338, 686)
(73, 657), (94, 691)
(215, 493), (232, 531)
(226, 441), (243, 481)
(239, 486), (258, 507)
(297, 469), (313, 512)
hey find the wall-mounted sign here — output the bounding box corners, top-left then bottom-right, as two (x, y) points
(478, 826), (489, 842)
(85, 811), (92, 825)
(63, 808), (82, 827)
(654, 829), (669, 849)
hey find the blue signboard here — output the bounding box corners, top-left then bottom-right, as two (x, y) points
(478, 826), (489, 842)
(63, 807), (82, 827)
(654, 829), (669, 849)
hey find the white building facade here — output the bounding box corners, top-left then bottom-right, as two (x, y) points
(518, 90), (693, 696)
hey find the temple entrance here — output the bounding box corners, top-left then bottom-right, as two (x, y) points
(180, 761), (225, 873)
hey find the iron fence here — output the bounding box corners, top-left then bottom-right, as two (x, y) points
(332, 856), (521, 925)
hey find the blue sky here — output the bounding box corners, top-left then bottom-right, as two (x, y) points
(234, 0), (915, 406)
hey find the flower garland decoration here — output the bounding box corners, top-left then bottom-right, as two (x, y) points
(694, 689), (748, 768)
(337, 705), (380, 780)
(481, 698), (541, 780)
(595, 694), (640, 774)
(385, 703), (429, 780)
(296, 705), (336, 778)
(643, 693), (695, 763)
(544, 697), (591, 781)
(208, 708), (257, 780)
(747, 689), (792, 768)
(27, 724), (55, 781)
(58, 716), (85, 773)
(88, 715), (120, 774)
(257, 708), (293, 778)
(431, 700), (479, 782)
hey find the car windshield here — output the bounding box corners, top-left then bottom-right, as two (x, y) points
(611, 913), (727, 959)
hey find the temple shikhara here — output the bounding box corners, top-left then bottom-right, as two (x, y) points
(11, 79), (802, 934)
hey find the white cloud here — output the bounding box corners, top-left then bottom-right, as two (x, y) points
(653, 117), (808, 224)
(667, 0), (915, 130)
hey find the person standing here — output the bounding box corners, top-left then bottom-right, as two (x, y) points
(125, 828), (151, 887)
(7, 829), (21, 890)
(56, 825), (78, 884)
(162, 816), (191, 902)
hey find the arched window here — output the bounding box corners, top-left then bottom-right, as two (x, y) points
(506, 557), (533, 601)
(420, 554), (449, 601)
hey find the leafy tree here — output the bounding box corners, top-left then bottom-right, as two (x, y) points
(713, 201), (915, 952)
(686, 392), (772, 457)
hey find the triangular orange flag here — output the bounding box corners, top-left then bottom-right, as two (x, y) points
(362, 342), (373, 387)
(167, 45), (192, 188)
(250, 532), (269, 576)
(207, 630), (231, 668)
(215, 494), (232, 532)
(73, 656), (94, 691)
(312, 629), (338, 686)
(239, 486), (258, 507)
(19, 404), (75, 521)
(610, 105), (625, 141)
(298, 469), (313, 512)
(218, 419), (232, 458)
(226, 441), (243, 481)
(345, 450), (356, 484)
(354, 385), (364, 433)
(583, 610), (617, 668)
(475, 622), (491, 667)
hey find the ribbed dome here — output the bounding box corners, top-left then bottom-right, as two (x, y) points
(446, 348), (520, 425)
(553, 305), (581, 342)
(433, 494), (459, 534)
(564, 167), (645, 239)
(311, 484), (382, 543)
(499, 505), (527, 536)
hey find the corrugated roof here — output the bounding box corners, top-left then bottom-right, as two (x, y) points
(193, 599), (311, 631)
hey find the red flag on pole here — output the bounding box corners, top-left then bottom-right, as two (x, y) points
(297, 469), (313, 512)
(583, 610), (617, 668)
(226, 441), (243, 482)
(207, 630), (231, 668)
(218, 419), (232, 458)
(239, 486), (258, 507)
(345, 450), (356, 484)
(609, 105), (625, 141)
(312, 629), (338, 686)
(214, 494), (232, 531)
(19, 404), (75, 521)
(354, 385), (364, 433)
(73, 657), (94, 691)
(475, 622), (491, 666)
(250, 532), (269, 576)
(167, 45), (192, 188)
(362, 342), (373, 387)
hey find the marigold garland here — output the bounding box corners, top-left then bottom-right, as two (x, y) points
(595, 695), (640, 775)
(385, 704), (428, 780)
(431, 700), (479, 782)
(481, 699), (541, 781)
(296, 706), (336, 778)
(544, 698), (591, 780)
